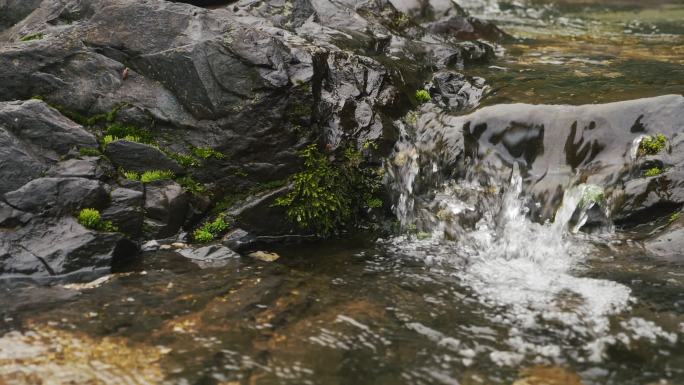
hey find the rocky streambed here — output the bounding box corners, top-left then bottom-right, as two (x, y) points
(1, 0), (684, 384)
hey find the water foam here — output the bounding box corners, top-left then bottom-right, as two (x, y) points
(384, 164), (634, 364)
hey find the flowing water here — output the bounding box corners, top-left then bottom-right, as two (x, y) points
(2, 1), (684, 384)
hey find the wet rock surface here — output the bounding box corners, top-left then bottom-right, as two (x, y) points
(398, 94), (684, 225)
(0, 0), (500, 276)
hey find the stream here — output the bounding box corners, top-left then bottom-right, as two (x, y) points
(1, 0), (683, 384)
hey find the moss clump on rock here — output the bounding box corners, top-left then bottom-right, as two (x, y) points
(20, 32), (44, 42)
(638, 134), (668, 156)
(274, 144), (383, 236)
(105, 123), (154, 144)
(415, 89), (431, 104)
(77, 208), (117, 232)
(193, 215), (230, 243)
(140, 170), (174, 183)
(177, 176), (207, 195)
(644, 167), (663, 177)
(192, 146), (225, 160)
(78, 147), (101, 157)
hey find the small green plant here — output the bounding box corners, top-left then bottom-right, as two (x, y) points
(366, 197), (383, 209)
(192, 147), (225, 160)
(415, 89), (431, 104)
(105, 123), (154, 144)
(140, 170), (174, 183)
(177, 176), (207, 195)
(77, 208), (117, 232)
(193, 228), (214, 243)
(274, 145), (352, 235)
(669, 212), (681, 223)
(274, 144), (383, 236)
(122, 170), (140, 181)
(169, 152), (201, 168)
(101, 135), (116, 147)
(20, 32), (44, 42)
(644, 167), (663, 177)
(638, 134), (668, 156)
(78, 147), (101, 157)
(362, 140), (379, 151)
(193, 215), (230, 243)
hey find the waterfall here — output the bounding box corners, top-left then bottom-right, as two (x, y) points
(383, 136), (633, 365)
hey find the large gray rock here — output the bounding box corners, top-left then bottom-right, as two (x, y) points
(0, 0), (43, 30)
(101, 187), (145, 237)
(144, 180), (189, 239)
(0, 100), (99, 194)
(405, 94), (684, 223)
(0, 100), (98, 157)
(3, 177), (109, 216)
(0, 201), (32, 228)
(104, 140), (183, 174)
(46, 156), (113, 179)
(645, 223), (684, 260)
(177, 244), (239, 268)
(0, 217), (138, 276)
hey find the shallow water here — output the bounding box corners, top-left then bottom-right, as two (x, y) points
(2, 1), (684, 384)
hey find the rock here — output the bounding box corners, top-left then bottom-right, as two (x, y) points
(224, 185), (292, 236)
(248, 250), (280, 262)
(645, 224), (684, 260)
(0, 100), (98, 194)
(0, 127), (47, 195)
(0, 100), (98, 158)
(0, 217), (138, 276)
(141, 240), (160, 252)
(415, 94), (684, 223)
(0, 0), (43, 31)
(104, 140), (183, 175)
(430, 70), (487, 112)
(171, 242), (187, 249)
(46, 156), (113, 179)
(143, 181), (189, 239)
(177, 245), (239, 268)
(0, 201), (32, 228)
(101, 187), (144, 238)
(222, 228), (257, 252)
(3, 177), (109, 215)
(613, 171), (684, 227)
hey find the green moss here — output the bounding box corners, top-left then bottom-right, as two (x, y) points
(168, 152), (201, 168)
(366, 197), (383, 209)
(77, 208), (117, 232)
(193, 215), (230, 243)
(233, 168), (249, 177)
(177, 176), (207, 195)
(273, 144), (383, 236)
(140, 170), (174, 183)
(122, 170), (140, 181)
(362, 140), (379, 151)
(78, 147), (101, 157)
(192, 147), (225, 160)
(639, 134), (668, 156)
(415, 89), (431, 104)
(49, 103), (126, 127)
(669, 212), (681, 223)
(105, 123), (154, 144)
(20, 32), (44, 42)
(193, 228), (214, 243)
(644, 167), (663, 177)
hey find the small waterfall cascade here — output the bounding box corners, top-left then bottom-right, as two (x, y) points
(383, 132), (637, 364)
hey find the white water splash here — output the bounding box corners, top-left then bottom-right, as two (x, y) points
(384, 164), (634, 364)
